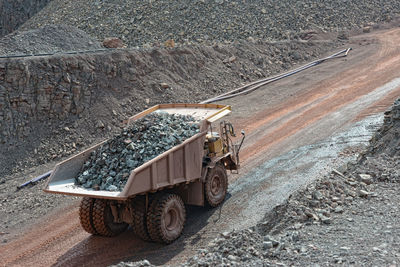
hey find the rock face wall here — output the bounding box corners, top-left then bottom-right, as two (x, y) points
(0, 0), (52, 37)
(0, 54), (99, 143)
(0, 41), (336, 145)
(0, 48), (204, 143)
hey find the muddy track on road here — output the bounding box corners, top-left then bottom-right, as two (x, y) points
(1, 28), (400, 267)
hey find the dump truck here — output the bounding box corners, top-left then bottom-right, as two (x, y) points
(44, 103), (244, 243)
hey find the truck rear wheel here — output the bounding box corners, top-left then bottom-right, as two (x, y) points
(79, 197), (97, 235)
(147, 193), (186, 244)
(204, 164), (228, 207)
(131, 196), (151, 241)
(92, 199), (128, 237)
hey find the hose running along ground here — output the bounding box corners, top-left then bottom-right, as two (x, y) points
(200, 48), (352, 104)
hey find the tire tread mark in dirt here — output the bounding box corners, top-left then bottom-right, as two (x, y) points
(238, 32), (400, 163)
(1, 212), (81, 266)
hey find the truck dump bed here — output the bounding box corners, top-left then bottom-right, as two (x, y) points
(44, 103), (231, 200)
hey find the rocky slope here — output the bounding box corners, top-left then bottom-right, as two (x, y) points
(0, 24), (102, 56)
(21, 0), (400, 47)
(364, 98), (400, 157)
(0, 0), (52, 37)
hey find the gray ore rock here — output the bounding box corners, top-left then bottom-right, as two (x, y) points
(75, 112), (199, 191)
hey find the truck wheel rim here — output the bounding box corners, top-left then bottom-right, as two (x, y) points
(211, 175), (222, 196)
(164, 208), (179, 231)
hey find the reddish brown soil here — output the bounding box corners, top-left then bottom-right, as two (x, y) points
(232, 28), (400, 169)
(1, 28), (400, 267)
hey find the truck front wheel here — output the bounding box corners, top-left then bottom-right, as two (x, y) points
(147, 193), (186, 244)
(204, 164), (228, 207)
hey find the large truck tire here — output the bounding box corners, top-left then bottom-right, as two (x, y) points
(79, 197), (98, 235)
(131, 197), (151, 241)
(92, 199), (128, 237)
(204, 163), (228, 207)
(146, 193), (186, 244)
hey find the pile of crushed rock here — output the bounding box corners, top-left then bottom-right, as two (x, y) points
(75, 112), (199, 191)
(0, 24), (102, 56)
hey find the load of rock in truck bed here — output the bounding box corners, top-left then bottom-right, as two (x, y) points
(75, 112), (200, 191)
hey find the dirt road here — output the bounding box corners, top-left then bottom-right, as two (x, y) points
(1, 28), (400, 266)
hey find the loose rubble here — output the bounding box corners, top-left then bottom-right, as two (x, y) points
(21, 0), (400, 47)
(75, 112), (199, 191)
(0, 0), (52, 38)
(363, 98), (400, 156)
(0, 24), (102, 56)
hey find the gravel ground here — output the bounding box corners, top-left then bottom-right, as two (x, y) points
(20, 0), (400, 47)
(0, 161), (79, 242)
(113, 98), (400, 266)
(0, 24), (102, 56)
